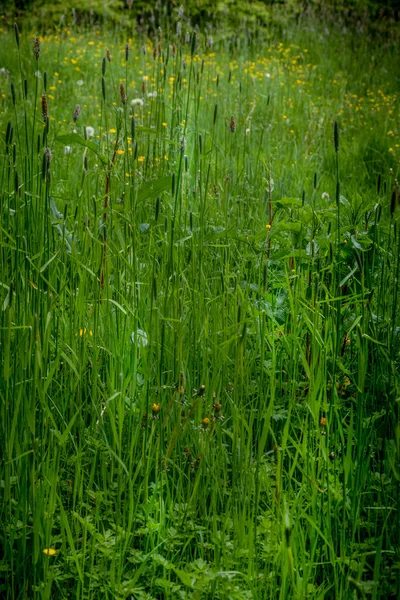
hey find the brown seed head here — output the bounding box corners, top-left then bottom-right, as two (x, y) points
(120, 83), (127, 105)
(41, 94), (48, 121)
(106, 48), (112, 62)
(73, 104), (81, 122)
(33, 37), (40, 61)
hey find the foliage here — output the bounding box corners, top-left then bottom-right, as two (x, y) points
(1, 0), (400, 33)
(0, 15), (399, 600)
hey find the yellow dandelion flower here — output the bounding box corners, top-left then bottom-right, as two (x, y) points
(43, 548), (57, 556)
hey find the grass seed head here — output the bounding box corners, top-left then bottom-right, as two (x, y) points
(14, 23), (20, 49)
(120, 83), (127, 105)
(334, 120), (339, 153)
(33, 37), (40, 61)
(41, 94), (48, 121)
(73, 104), (81, 122)
(42, 147), (52, 180)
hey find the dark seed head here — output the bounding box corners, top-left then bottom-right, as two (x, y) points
(73, 104), (81, 122)
(333, 120), (339, 153)
(41, 93), (48, 121)
(390, 190), (397, 217)
(14, 23), (20, 49)
(33, 37), (40, 61)
(120, 83), (127, 105)
(10, 81), (16, 106)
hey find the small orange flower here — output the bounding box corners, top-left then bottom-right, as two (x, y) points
(202, 417), (210, 428)
(152, 403), (161, 414)
(320, 417), (327, 427)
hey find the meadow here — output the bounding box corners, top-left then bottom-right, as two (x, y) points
(0, 13), (399, 599)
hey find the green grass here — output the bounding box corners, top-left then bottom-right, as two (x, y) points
(0, 16), (399, 600)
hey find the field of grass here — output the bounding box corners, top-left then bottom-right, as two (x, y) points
(0, 14), (399, 600)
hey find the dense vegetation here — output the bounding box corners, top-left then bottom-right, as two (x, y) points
(0, 10), (399, 600)
(1, 0), (400, 33)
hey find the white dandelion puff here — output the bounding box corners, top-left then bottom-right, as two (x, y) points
(85, 126), (95, 138)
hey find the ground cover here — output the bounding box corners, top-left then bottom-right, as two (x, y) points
(0, 16), (399, 599)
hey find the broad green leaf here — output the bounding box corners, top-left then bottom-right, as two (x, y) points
(137, 175), (172, 203)
(56, 134), (108, 165)
(274, 197), (302, 207)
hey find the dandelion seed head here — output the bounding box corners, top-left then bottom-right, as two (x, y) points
(85, 126), (95, 138)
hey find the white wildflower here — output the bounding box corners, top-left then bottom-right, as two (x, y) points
(85, 126), (95, 138)
(64, 146), (72, 155)
(147, 91), (157, 98)
(265, 73), (271, 79)
(322, 192), (330, 201)
(131, 98), (144, 107)
(245, 128), (250, 136)
(34, 70), (41, 78)
(76, 79), (84, 86)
